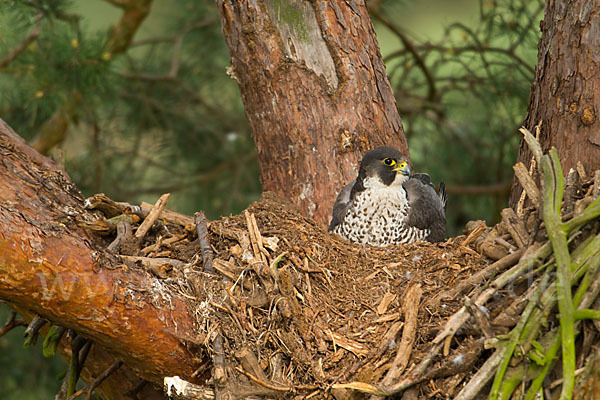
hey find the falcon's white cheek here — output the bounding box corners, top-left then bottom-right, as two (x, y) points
(391, 173), (410, 187)
(362, 176), (386, 189)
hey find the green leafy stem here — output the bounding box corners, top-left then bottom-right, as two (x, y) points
(489, 128), (600, 400)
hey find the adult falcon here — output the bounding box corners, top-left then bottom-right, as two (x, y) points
(328, 146), (446, 246)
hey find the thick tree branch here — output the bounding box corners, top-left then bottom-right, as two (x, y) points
(0, 119), (203, 384)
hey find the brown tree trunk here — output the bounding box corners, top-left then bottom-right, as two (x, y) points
(0, 120), (203, 395)
(509, 0), (600, 208)
(216, 0), (408, 226)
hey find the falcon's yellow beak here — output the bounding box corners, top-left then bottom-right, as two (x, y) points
(392, 161), (411, 176)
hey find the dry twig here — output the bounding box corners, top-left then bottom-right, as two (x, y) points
(513, 161), (540, 206)
(135, 193), (170, 240)
(0, 311), (27, 337)
(66, 360), (123, 400)
(382, 284), (423, 384)
(195, 211), (214, 273)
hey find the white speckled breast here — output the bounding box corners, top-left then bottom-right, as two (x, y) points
(333, 185), (430, 246)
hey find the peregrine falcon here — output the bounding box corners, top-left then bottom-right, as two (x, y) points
(328, 147), (446, 246)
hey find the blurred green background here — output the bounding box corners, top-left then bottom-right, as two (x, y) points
(0, 0), (542, 397)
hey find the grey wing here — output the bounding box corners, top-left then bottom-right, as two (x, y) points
(411, 173), (433, 187)
(438, 181), (447, 212)
(403, 174), (446, 242)
(413, 173), (447, 212)
(328, 181), (355, 232)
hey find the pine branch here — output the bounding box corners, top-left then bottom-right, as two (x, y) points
(0, 14), (42, 69)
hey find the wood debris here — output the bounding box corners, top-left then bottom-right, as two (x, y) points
(77, 130), (600, 399)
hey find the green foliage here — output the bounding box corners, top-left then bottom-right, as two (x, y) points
(42, 325), (66, 358)
(373, 0), (543, 234)
(0, 304), (67, 400)
(0, 0), (259, 219)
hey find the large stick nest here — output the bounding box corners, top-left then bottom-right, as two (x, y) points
(82, 134), (600, 399)
(200, 193), (487, 395)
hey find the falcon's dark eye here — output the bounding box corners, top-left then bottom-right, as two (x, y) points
(382, 158), (396, 167)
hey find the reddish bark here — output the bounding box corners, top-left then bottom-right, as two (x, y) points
(216, 0), (408, 226)
(0, 120), (202, 386)
(510, 0), (600, 207)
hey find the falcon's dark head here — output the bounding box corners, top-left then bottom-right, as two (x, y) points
(357, 146), (411, 189)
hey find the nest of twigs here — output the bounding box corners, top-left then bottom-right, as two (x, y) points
(83, 128), (600, 399)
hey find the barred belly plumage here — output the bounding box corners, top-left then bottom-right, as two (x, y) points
(332, 187), (430, 246)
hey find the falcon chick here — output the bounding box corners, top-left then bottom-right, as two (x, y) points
(328, 146), (446, 246)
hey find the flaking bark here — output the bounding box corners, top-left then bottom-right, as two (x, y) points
(216, 0), (408, 226)
(0, 120), (202, 388)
